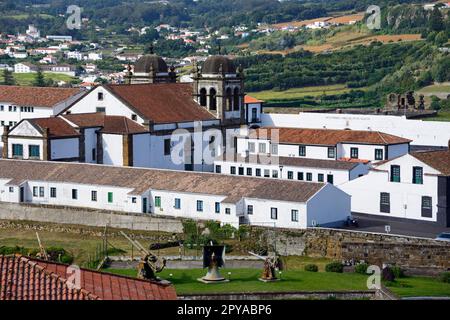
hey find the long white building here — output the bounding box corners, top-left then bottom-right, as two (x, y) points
(214, 154), (368, 186)
(341, 149), (450, 227)
(237, 127), (411, 163)
(0, 160), (351, 229)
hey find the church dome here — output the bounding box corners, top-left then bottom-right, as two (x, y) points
(134, 54), (168, 73)
(202, 55), (236, 74)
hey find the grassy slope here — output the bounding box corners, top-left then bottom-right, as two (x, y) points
(250, 84), (352, 101)
(0, 73), (76, 86)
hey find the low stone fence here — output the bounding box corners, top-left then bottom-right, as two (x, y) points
(0, 202), (183, 234)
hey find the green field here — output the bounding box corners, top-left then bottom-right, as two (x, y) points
(107, 268), (369, 295)
(424, 111), (450, 122)
(107, 268), (450, 298)
(0, 73), (76, 86)
(3, 14), (54, 20)
(418, 84), (450, 94)
(251, 84), (353, 101)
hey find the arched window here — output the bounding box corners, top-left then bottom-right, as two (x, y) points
(209, 88), (217, 111)
(233, 87), (240, 111)
(226, 87), (232, 111)
(199, 88), (207, 107)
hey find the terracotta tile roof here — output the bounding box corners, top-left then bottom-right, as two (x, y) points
(411, 150), (450, 176)
(220, 154), (361, 170)
(105, 83), (216, 124)
(0, 85), (83, 108)
(255, 127), (411, 146)
(29, 117), (80, 138)
(0, 255), (177, 300)
(0, 160), (326, 203)
(245, 95), (264, 104)
(62, 113), (148, 135)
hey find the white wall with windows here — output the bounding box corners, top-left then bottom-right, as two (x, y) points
(214, 160), (369, 186)
(341, 154), (440, 222)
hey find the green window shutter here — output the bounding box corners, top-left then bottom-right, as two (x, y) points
(155, 196), (161, 207)
(108, 192), (113, 203)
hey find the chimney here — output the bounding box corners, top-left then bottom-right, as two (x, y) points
(2, 126), (9, 159)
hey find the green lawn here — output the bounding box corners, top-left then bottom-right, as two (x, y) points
(386, 277), (450, 298)
(251, 85), (353, 101)
(418, 84), (450, 94)
(106, 268), (369, 295)
(0, 73), (76, 86)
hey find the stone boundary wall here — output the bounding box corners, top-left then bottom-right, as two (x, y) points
(259, 227), (450, 270)
(0, 202), (183, 234)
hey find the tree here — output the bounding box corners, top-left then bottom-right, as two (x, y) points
(2, 68), (15, 85)
(431, 99), (441, 110)
(429, 7), (444, 32)
(434, 31), (448, 47)
(33, 67), (46, 87)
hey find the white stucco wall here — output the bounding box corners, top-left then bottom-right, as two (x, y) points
(261, 113), (450, 147)
(102, 134), (123, 166)
(50, 138), (79, 160)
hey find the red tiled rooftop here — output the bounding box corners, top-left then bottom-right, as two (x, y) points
(0, 255), (177, 301)
(62, 113), (147, 134)
(30, 117), (80, 138)
(0, 85), (83, 108)
(105, 83), (216, 124)
(245, 95), (264, 104)
(255, 127), (412, 146)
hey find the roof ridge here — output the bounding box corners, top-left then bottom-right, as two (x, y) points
(377, 131), (388, 144)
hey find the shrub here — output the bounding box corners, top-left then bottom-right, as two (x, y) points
(391, 266), (405, 279)
(325, 262), (344, 273)
(355, 263), (369, 274)
(439, 272), (450, 283)
(305, 264), (319, 272)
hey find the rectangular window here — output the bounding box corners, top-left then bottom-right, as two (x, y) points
(375, 149), (384, 161)
(288, 171), (294, 180)
(33, 186), (38, 197)
(318, 174), (324, 182)
(155, 196), (161, 208)
(98, 92), (104, 101)
(132, 197), (137, 204)
(230, 166), (236, 175)
(174, 198), (181, 209)
(328, 147), (335, 159)
(291, 210), (299, 222)
(248, 142), (255, 153)
(91, 191), (97, 202)
(29, 145), (40, 158)
(306, 173), (313, 181)
(391, 165), (401, 183)
(238, 167), (244, 176)
(247, 168), (252, 176)
(380, 192), (390, 213)
(215, 165), (222, 174)
(50, 187), (56, 198)
(215, 202), (220, 214)
(39, 187), (44, 198)
(12, 144), (23, 157)
(271, 208), (278, 220)
(72, 189), (78, 200)
(256, 169), (261, 177)
(247, 205), (253, 215)
(108, 192), (113, 203)
(164, 139), (171, 156)
(413, 167), (423, 185)
(96, 107), (106, 113)
(327, 174), (334, 185)
(272, 170), (278, 178)
(299, 145), (306, 157)
(350, 148), (359, 159)
(92, 148), (96, 161)
(421, 196), (432, 218)
(197, 200), (203, 212)
(259, 143), (267, 153)
(225, 208), (231, 215)
(271, 144), (278, 155)
(131, 114), (137, 121)
(9, 187), (14, 193)
(298, 172), (304, 181)
(264, 169), (270, 178)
